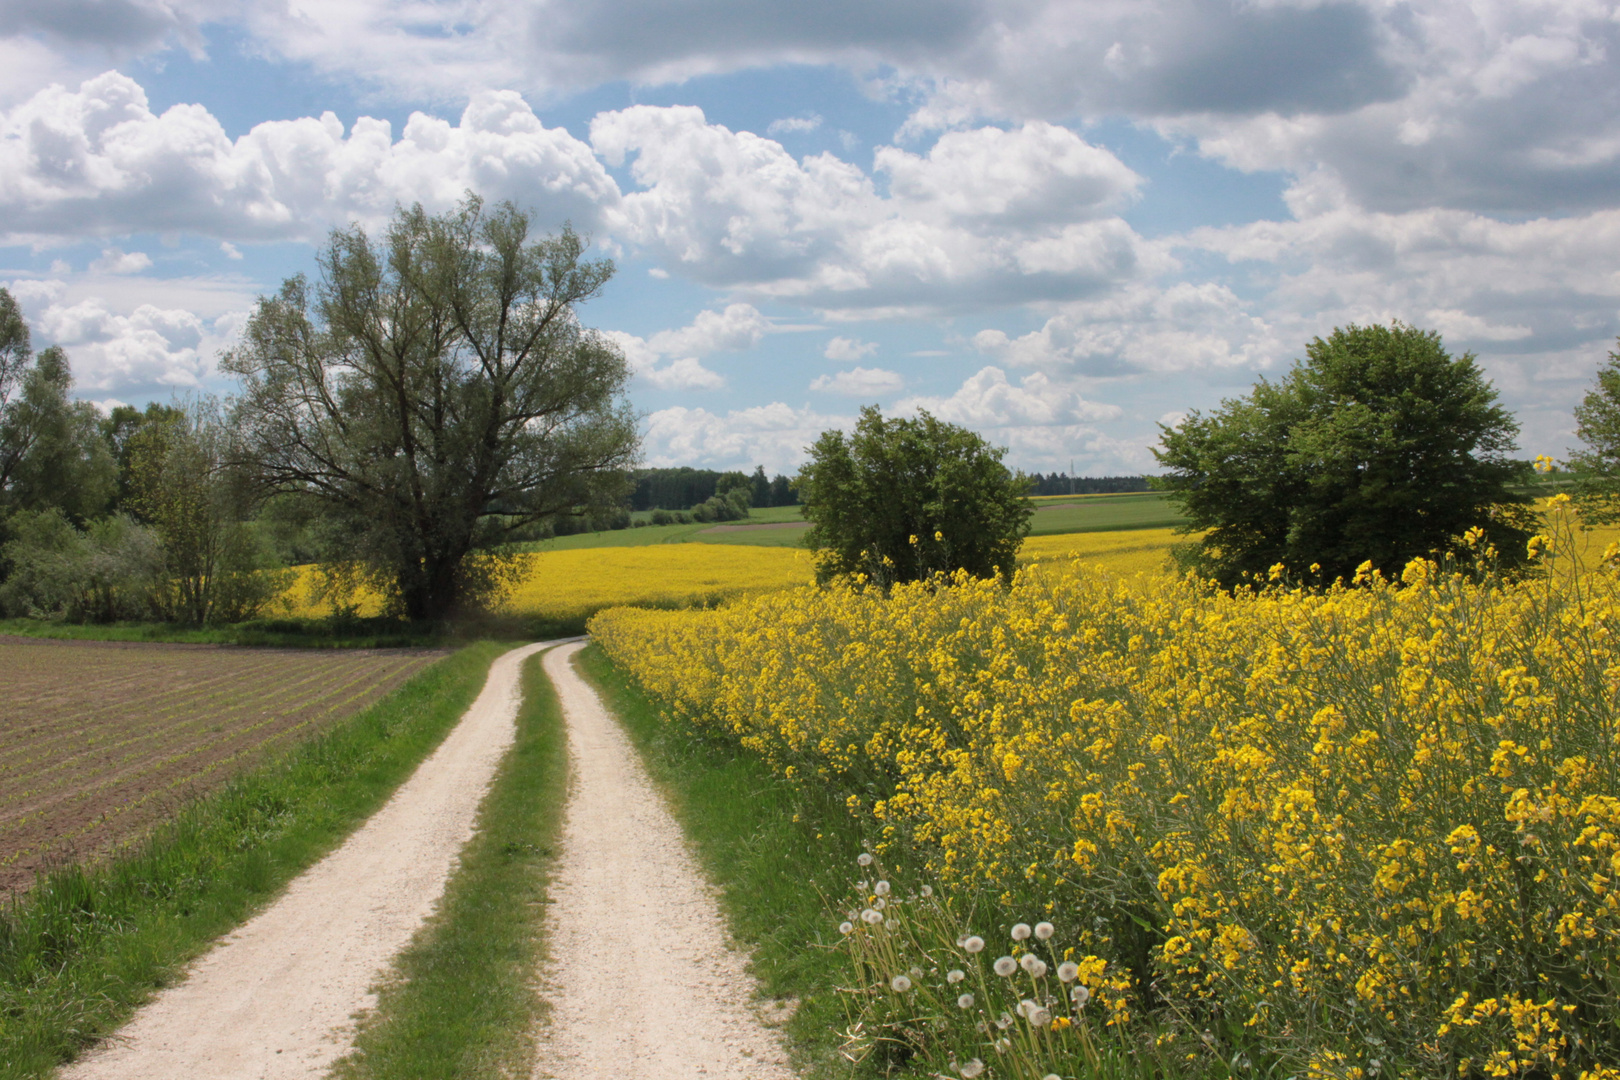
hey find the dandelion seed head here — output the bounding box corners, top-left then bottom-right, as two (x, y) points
(857, 852), (874, 867)
(993, 956), (1017, 976)
(873, 897), (887, 910)
(1029, 1007), (1052, 1027)
(947, 969), (966, 984)
(839, 921), (853, 935)
(1071, 984), (1091, 1007)
(957, 992), (975, 1009)
(890, 975), (912, 992)
(960, 1059), (984, 1078)
(963, 935), (985, 953)
(1011, 923), (1032, 941)
(919, 885), (933, 897)
(1034, 921), (1055, 940)
(1026, 957), (1048, 977)
(1057, 961), (1079, 982)
(884, 918), (897, 929)
(909, 966), (923, 979)
(861, 908), (882, 924)
(874, 880), (890, 896)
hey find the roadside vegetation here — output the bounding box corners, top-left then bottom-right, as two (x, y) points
(334, 651), (569, 1080)
(0, 643), (501, 1079)
(574, 643), (870, 1078)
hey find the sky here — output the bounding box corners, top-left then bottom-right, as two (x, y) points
(1, 0), (1617, 477)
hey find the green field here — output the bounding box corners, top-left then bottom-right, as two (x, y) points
(529, 491), (1183, 552)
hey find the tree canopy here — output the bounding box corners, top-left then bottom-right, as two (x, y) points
(796, 406), (1032, 586)
(1567, 338), (1620, 523)
(1154, 322), (1534, 587)
(223, 196), (639, 621)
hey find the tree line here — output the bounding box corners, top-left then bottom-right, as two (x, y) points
(7, 196), (1619, 627)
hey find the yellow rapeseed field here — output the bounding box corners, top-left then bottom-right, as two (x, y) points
(277, 543), (816, 622)
(591, 502), (1620, 1080)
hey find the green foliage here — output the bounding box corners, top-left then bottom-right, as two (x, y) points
(223, 195), (639, 623)
(0, 509), (162, 621)
(1155, 322), (1534, 587)
(127, 403), (290, 624)
(1567, 338), (1620, 523)
(0, 303), (115, 525)
(797, 406), (1033, 587)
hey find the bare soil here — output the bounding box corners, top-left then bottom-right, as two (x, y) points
(59, 640), (554, 1080)
(0, 636), (444, 895)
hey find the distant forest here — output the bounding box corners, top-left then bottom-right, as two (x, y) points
(632, 467), (1152, 510)
(632, 467), (799, 511)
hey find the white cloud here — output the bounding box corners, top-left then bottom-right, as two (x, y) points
(219, 240), (242, 260)
(603, 302), (798, 392)
(3, 270), (254, 395)
(592, 104), (1154, 313)
(89, 247), (152, 274)
(809, 366), (903, 396)
(824, 335), (877, 362)
(900, 366), (1122, 427)
(767, 114), (822, 136)
(642, 402), (849, 472)
(642, 355), (724, 391)
(0, 71), (619, 244)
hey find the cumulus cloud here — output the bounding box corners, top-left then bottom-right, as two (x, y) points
(824, 335), (877, 362)
(89, 246), (151, 274)
(900, 366), (1122, 427)
(603, 303), (804, 392)
(809, 366), (902, 396)
(0, 71), (618, 244)
(593, 104), (1153, 312)
(642, 401), (849, 471)
(4, 271), (253, 394)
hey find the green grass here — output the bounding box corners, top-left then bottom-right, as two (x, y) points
(333, 650), (569, 1080)
(0, 615), (445, 649)
(0, 642), (510, 1079)
(1027, 491), (1184, 535)
(575, 643), (871, 1079)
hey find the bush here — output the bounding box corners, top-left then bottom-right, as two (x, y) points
(0, 508), (163, 621)
(796, 406), (1032, 587)
(1156, 322), (1535, 588)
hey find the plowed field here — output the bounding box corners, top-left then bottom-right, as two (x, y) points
(0, 636), (445, 895)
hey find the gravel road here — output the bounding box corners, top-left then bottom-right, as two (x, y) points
(532, 642), (795, 1080)
(60, 641), (557, 1080)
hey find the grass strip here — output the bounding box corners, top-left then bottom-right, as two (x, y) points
(333, 650), (569, 1080)
(574, 642), (868, 1079)
(0, 641), (510, 1080)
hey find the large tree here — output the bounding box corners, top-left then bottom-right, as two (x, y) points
(224, 197), (639, 621)
(796, 406), (1033, 587)
(0, 290), (115, 524)
(1155, 322), (1535, 587)
(1567, 338), (1620, 523)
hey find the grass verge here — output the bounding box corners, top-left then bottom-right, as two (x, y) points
(0, 641), (510, 1079)
(575, 642), (870, 1079)
(333, 649), (570, 1080)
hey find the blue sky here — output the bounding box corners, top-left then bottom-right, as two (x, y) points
(1, 0), (1616, 475)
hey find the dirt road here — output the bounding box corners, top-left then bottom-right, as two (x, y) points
(61, 641), (557, 1080)
(532, 642), (794, 1079)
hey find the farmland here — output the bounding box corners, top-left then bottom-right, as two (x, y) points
(590, 502), (1620, 1080)
(0, 637), (443, 895)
